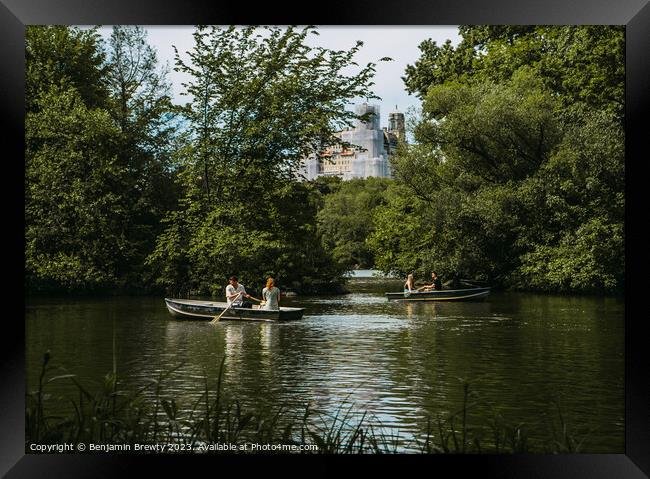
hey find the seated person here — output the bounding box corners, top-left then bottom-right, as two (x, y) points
(404, 273), (416, 292)
(225, 276), (253, 308)
(418, 271), (443, 291)
(261, 277), (281, 310)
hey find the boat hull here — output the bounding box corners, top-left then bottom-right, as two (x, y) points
(164, 298), (305, 321)
(385, 287), (491, 302)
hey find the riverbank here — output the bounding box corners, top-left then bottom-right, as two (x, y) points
(25, 269), (624, 298)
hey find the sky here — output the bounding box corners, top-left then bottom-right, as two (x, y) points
(93, 26), (461, 128)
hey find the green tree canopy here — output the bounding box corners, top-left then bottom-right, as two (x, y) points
(413, 68), (562, 186)
(317, 177), (391, 270)
(148, 26), (388, 294)
(103, 26), (181, 285)
(26, 26), (180, 293)
(26, 26), (109, 113)
(26, 86), (127, 290)
(371, 25), (624, 293)
(403, 26), (624, 121)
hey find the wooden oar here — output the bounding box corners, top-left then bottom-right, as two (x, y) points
(245, 295), (267, 310)
(210, 292), (242, 324)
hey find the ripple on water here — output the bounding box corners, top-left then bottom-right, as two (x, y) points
(25, 289), (625, 452)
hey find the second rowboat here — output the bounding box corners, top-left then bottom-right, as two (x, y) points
(385, 286), (491, 301)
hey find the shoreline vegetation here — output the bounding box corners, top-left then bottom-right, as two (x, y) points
(23, 281), (623, 299)
(26, 25), (623, 298)
(27, 352), (594, 454)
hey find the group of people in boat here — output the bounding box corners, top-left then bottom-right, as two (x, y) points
(404, 271), (443, 293)
(225, 275), (281, 311)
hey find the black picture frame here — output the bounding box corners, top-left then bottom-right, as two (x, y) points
(3, 0), (648, 476)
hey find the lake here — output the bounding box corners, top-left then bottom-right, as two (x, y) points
(25, 276), (624, 452)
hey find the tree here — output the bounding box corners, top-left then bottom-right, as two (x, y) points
(510, 110), (624, 292)
(148, 26), (388, 294)
(25, 26), (124, 292)
(172, 25), (388, 203)
(403, 26), (624, 122)
(25, 86), (127, 291)
(370, 26), (624, 293)
(367, 183), (439, 278)
(25, 25), (181, 293)
(317, 177), (391, 269)
(104, 26), (180, 286)
(415, 68), (562, 186)
(25, 26), (109, 114)
(369, 180), (522, 284)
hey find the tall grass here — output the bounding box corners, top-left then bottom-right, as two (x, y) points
(26, 352), (589, 453)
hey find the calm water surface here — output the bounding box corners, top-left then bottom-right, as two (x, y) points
(26, 277), (624, 452)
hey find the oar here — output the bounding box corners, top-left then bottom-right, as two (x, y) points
(210, 292), (242, 324)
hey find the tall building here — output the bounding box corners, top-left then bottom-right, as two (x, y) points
(388, 106), (406, 141)
(301, 103), (404, 180)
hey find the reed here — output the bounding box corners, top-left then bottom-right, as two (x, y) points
(27, 353), (591, 454)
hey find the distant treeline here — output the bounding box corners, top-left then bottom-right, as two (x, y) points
(26, 26), (624, 296)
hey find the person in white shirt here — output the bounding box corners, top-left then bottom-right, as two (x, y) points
(225, 276), (252, 308)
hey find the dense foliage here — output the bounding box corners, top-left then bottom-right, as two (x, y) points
(146, 26), (387, 294)
(403, 26), (624, 122)
(370, 26), (624, 293)
(25, 25), (387, 295)
(25, 25), (624, 296)
(26, 26), (178, 292)
(316, 177), (391, 270)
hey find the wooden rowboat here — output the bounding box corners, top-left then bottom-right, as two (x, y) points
(385, 286), (491, 302)
(164, 298), (305, 321)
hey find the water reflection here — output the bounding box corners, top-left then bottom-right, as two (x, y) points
(405, 302), (414, 319)
(26, 282), (624, 452)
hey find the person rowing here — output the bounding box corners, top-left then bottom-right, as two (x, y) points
(225, 275), (254, 308)
(418, 271), (443, 292)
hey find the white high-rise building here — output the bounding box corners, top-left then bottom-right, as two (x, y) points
(301, 103), (404, 181)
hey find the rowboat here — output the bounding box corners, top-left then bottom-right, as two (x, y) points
(164, 298), (305, 321)
(385, 286), (491, 301)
